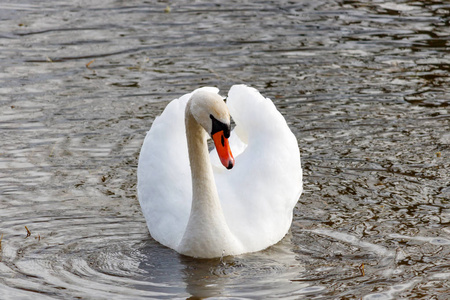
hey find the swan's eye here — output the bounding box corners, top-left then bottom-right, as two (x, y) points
(210, 114), (230, 138)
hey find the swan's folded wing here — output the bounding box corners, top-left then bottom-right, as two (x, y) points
(214, 84), (303, 253)
(138, 87), (219, 249)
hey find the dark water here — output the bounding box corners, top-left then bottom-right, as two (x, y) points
(1, 0), (449, 299)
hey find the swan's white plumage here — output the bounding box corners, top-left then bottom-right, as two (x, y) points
(137, 84), (302, 257)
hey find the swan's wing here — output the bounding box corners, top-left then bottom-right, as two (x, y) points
(212, 84), (303, 252)
(138, 87), (219, 249)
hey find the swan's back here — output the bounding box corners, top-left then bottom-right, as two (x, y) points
(212, 85), (303, 253)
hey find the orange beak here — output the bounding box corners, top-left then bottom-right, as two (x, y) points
(212, 131), (235, 169)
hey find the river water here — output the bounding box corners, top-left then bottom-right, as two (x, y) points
(1, 0), (449, 299)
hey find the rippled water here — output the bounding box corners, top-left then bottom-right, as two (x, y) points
(1, 0), (449, 299)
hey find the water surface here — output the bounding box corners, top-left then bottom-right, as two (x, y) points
(1, 0), (449, 299)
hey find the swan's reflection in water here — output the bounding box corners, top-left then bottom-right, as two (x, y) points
(180, 256), (230, 299)
(136, 224), (406, 299)
(138, 233), (306, 298)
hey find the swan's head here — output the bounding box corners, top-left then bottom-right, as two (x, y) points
(188, 90), (235, 170)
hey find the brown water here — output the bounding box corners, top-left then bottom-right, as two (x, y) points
(1, 0), (449, 299)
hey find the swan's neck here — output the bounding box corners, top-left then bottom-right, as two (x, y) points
(185, 112), (217, 207)
(178, 105), (240, 258)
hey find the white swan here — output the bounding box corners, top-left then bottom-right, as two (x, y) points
(137, 85), (302, 258)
